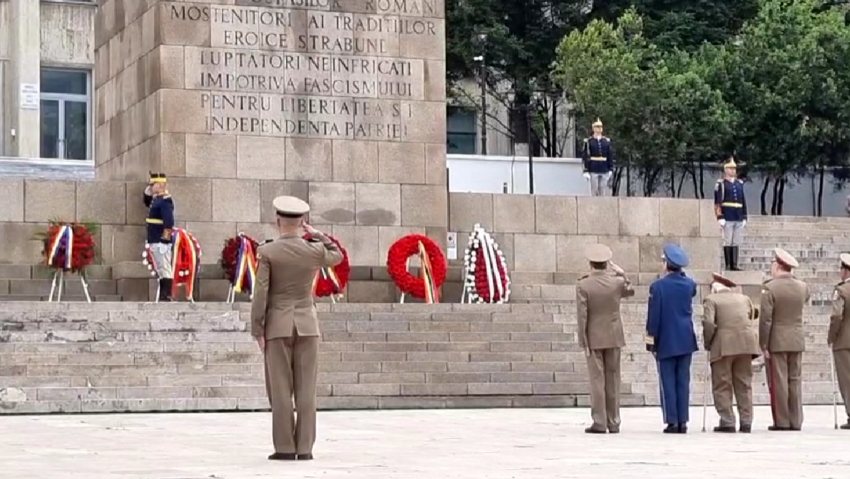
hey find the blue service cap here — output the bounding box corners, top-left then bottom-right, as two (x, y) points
(662, 243), (689, 269)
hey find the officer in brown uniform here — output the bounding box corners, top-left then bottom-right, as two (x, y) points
(759, 248), (809, 431)
(576, 244), (635, 434)
(829, 253), (850, 429)
(703, 272), (761, 433)
(251, 196), (344, 461)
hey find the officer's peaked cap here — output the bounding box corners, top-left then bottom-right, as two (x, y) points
(840, 253), (850, 268)
(711, 272), (736, 288)
(585, 244), (613, 263)
(662, 243), (689, 269)
(773, 248), (799, 269)
(273, 196), (310, 217)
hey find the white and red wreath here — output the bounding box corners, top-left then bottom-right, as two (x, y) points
(463, 224), (511, 303)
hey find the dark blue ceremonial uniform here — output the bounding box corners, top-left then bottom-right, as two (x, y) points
(714, 178), (747, 222)
(646, 249), (698, 432)
(144, 193), (175, 244)
(581, 136), (614, 174)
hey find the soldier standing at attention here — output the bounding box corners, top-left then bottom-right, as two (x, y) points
(576, 244), (635, 434)
(714, 156), (747, 271)
(703, 273), (761, 433)
(646, 244), (698, 434)
(251, 196), (344, 461)
(143, 173), (175, 302)
(760, 248), (809, 431)
(828, 253), (850, 429)
(581, 118), (614, 196)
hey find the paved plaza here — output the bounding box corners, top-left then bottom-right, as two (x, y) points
(1, 406), (847, 479)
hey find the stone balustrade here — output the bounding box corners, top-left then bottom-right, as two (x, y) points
(0, 302), (841, 415)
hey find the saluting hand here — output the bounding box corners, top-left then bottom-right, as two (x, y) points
(609, 262), (625, 276)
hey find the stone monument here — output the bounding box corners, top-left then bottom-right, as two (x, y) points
(93, 0), (447, 271)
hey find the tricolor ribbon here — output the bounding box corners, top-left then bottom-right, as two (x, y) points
(418, 241), (439, 304)
(172, 229), (200, 300)
(233, 235), (258, 294)
(46, 225), (74, 270)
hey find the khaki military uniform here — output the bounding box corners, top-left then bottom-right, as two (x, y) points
(703, 290), (760, 428)
(759, 273), (810, 430)
(251, 233), (344, 456)
(829, 279), (850, 423)
(576, 270), (635, 432)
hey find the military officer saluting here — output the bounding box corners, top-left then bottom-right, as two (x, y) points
(143, 173), (175, 302)
(576, 244), (635, 434)
(252, 196), (344, 461)
(581, 118), (615, 197)
(828, 253), (850, 429)
(760, 248), (809, 431)
(703, 273), (761, 433)
(646, 244), (698, 434)
(714, 156), (748, 271)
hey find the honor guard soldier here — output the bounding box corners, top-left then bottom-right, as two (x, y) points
(576, 244), (635, 434)
(760, 248), (809, 431)
(143, 173), (175, 302)
(646, 244), (698, 434)
(714, 156), (748, 271)
(581, 118), (615, 196)
(703, 273), (761, 433)
(251, 196), (344, 461)
(828, 253), (850, 429)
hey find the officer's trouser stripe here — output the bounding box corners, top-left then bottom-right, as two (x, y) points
(656, 359), (668, 424)
(766, 356), (778, 424)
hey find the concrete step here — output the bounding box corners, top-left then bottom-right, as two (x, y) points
(0, 294), (122, 302)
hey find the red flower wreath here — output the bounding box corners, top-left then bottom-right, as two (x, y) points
(386, 234), (447, 299)
(41, 222), (97, 273)
(220, 234), (259, 284)
(303, 234), (351, 297)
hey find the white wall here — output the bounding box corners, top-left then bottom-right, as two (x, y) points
(447, 154), (589, 195)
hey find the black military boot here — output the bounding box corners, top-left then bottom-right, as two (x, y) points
(723, 246), (733, 270)
(663, 424), (678, 434)
(841, 421), (850, 430)
(714, 425), (736, 433)
(158, 278), (173, 302)
(739, 423), (752, 433)
(730, 246), (743, 271)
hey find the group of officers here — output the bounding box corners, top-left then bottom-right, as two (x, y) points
(577, 242), (850, 434)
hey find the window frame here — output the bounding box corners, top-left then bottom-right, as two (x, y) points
(446, 105), (478, 155)
(40, 68), (93, 161)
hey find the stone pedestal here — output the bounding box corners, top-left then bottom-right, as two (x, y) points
(94, 0), (448, 265)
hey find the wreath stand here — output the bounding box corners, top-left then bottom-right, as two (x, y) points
(459, 263), (472, 304)
(318, 268), (339, 304)
(48, 270), (92, 303)
(399, 257), (412, 303)
(225, 284), (250, 304)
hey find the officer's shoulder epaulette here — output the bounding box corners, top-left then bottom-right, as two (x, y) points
(716, 178), (723, 183)
(583, 138), (589, 143)
(603, 136), (610, 140)
(762, 278), (773, 286)
(736, 179), (744, 183)
(577, 274), (590, 281)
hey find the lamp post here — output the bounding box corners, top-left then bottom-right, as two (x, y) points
(474, 33), (488, 155)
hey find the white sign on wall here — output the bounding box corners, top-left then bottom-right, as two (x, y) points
(19, 83), (39, 110)
(446, 232), (457, 260)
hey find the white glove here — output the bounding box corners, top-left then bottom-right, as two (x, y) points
(742, 220), (747, 228)
(583, 173), (590, 180)
(718, 219), (726, 227)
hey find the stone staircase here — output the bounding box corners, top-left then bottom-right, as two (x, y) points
(739, 215), (850, 303)
(0, 301), (839, 414)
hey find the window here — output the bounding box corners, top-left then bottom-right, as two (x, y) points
(40, 69), (92, 160)
(447, 105), (477, 154)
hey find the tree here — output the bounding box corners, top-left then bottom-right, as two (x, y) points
(709, 0), (850, 214)
(446, 0), (591, 157)
(553, 9), (735, 196)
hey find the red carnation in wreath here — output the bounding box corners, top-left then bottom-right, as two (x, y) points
(220, 234), (259, 284)
(40, 221), (98, 274)
(303, 234), (350, 297)
(386, 234), (447, 300)
(463, 225), (511, 303)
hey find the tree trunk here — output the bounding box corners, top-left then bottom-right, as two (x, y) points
(770, 177), (781, 215)
(760, 177), (771, 216)
(676, 169), (688, 197)
(777, 177), (786, 215)
(817, 166), (826, 216)
(670, 169), (676, 196)
(698, 161), (705, 199)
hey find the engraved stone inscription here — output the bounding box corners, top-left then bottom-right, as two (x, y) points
(167, 1), (443, 141)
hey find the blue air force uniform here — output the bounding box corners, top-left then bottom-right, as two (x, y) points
(646, 244), (699, 433)
(144, 172), (176, 301)
(714, 157), (748, 271)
